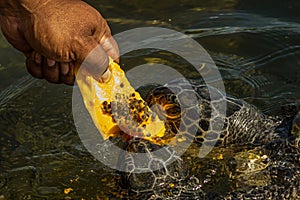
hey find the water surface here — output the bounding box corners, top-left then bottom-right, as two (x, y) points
(0, 0), (299, 199)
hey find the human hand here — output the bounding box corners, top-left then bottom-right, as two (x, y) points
(0, 0), (119, 85)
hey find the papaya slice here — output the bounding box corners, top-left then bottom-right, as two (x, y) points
(76, 59), (167, 144)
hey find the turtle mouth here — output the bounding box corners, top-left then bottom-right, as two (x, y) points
(164, 104), (181, 119)
(150, 103), (181, 121)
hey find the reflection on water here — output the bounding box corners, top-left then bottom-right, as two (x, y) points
(0, 0), (300, 199)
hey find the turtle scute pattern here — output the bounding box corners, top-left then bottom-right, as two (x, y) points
(118, 138), (205, 200)
(145, 79), (283, 148)
(117, 79), (300, 199)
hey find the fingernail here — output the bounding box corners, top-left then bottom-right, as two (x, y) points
(35, 53), (42, 64)
(60, 62), (69, 75)
(100, 69), (111, 83)
(47, 59), (56, 67)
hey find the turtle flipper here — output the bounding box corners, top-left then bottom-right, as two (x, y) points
(117, 138), (205, 199)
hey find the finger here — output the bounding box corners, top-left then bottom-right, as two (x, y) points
(60, 62), (69, 75)
(42, 59), (60, 83)
(25, 57), (43, 79)
(60, 62), (75, 85)
(35, 52), (42, 64)
(47, 58), (56, 67)
(99, 67), (111, 83)
(79, 44), (109, 81)
(72, 12), (110, 81)
(100, 36), (119, 63)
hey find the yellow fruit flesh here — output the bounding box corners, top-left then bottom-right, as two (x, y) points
(76, 59), (167, 144)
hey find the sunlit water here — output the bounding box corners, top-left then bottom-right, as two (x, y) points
(0, 0), (299, 199)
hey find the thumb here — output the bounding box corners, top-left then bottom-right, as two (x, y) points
(77, 44), (109, 82)
(85, 44), (109, 81)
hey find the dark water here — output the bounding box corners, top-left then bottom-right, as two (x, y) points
(0, 0), (299, 199)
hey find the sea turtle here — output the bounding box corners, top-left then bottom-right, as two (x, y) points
(116, 79), (300, 199)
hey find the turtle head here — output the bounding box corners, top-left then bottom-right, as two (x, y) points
(146, 86), (182, 122)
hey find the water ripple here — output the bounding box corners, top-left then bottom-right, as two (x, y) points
(184, 12), (300, 36)
(239, 45), (300, 72)
(183, 13), (300, 113)
(0, 75), (37, 111)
